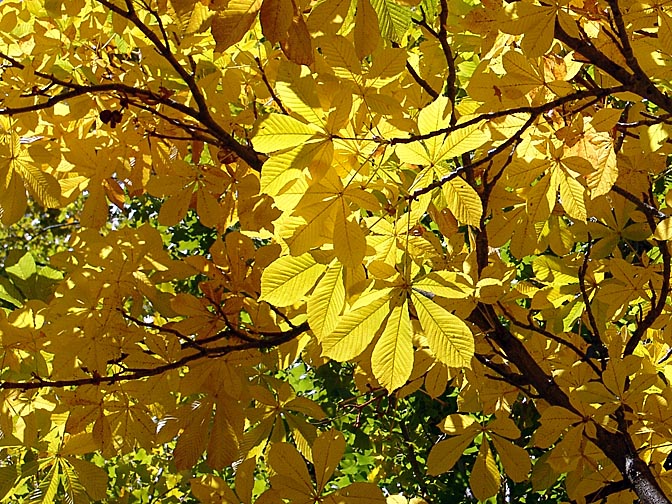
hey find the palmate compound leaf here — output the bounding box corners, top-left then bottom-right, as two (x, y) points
(371, 298), (414, 391)
(260, 253), (326, 307)
(410, 291), (474, 368)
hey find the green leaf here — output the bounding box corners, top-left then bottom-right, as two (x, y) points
(6, 252), (36, 281)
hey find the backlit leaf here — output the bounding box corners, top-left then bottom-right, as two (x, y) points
(469, 441), (500, 501)
(253, 114), (322, 152)
(321, 288), (392, 361)
(371, 299), (413, 391)
(261, 253), (326, 307)
(411, 291), (474, 368)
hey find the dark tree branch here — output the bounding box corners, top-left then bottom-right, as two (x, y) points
(438, 0), (457, 126)
(578, 237), (603, 350)
(387, 85), (626, 145)
(93, 0), (264, 170)
(0, 321), (308, 391)
(495, 302), (601, 376)
(255, 57), (289, 115)
(554, 19), (672, 114)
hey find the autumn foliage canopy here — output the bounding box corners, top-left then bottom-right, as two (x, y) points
(3, 0), (672, 502)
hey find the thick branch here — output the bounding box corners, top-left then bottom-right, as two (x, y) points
(438, 0), (457, 126)
(554, 20), (672, 114)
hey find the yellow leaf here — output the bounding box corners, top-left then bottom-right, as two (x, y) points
(260, 0), (293, 43)
(196, 189), (224, 229)
(306, 0), (351, 35)
(645, 123), (670, 153)
(261, 253), (326, 307)
(660, 12), (672, 55)
(190, 474), (239, 503)
(370, 0), (410, 42)
(487, 416), (521, 439)
(17, 160), (61, 208)
(424, 363), (449, 398)
(276, 76), (325, 127)
(501, 2), (556, 58)
(490, 434), (531, 483)
(436, 122), (490, 163)
(654, 217), (672, 240)
(253, 114), (322, 153)
(532, 406), (581, 449)
(331, 481), (386, 503)
(354, 0), (380, 59)
(585, 137), (617, 199)
(412, 271), (474, 299)
(321, 288), (392, 361)
(418, 96), (452, 162)
(267, 442), (314, 502)
(590, 108), (623, 132)
(426, 432), (477, 475)
(211, 0), (262, 52)
(234, 457), (257, 504)
(308, 262), (345, 338)
(469, 441), (500, 501)
(312, 429), (346, 493)
(333, 204), (367, 268)
(158, 185), (193, 226)
(67, 458), (109, 501)
(371, 300), (414, 391)
(206, 399), (240, 469)
(411, 292), (474, 368)
(442, 177), (483, 227)
(545, 424), (583, 473)
(439, 413), (477, 435)
(0, 167), (25, 225)
(174, 401), (211, 470)
(319, 35), (361, 77)
(281, 11), (314, 66)
(555, 168), (586, 221)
